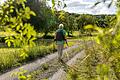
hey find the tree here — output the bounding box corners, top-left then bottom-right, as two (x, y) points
(26, 0), (57, 37)
(56, 11), (77, 36)
(95, 15), (116, 28)
(75, 14), (95, 34)
(0, 0), (36, 47)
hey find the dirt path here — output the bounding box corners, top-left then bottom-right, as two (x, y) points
(29, 43), (84, 80)
(0, 44), (79, 80)
(49, 50), (86, 80)
(49, 41), (94, 80)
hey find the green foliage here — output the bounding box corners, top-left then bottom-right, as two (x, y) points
(66, 69), (79, 80)
(26, 0), (57, 36)
(50, 0), (66, 14)
(95, 15), (116, 28)
(11, 68), (32, 80)
(0, 43), (56, 73)
(96, 64), (110, 80)
(76, 14), (96, 33)
(57, 11), (77, 36)
(65, 43), (118, 80)
(0, 0), (36, 47)
(51, 0), (55, 14)
(27, 44), (56, 58)
(0, 40), (76, 73)
(84, 25), (94, 30)
(20, 49), (29, 61)
(84, 20), (120, 80)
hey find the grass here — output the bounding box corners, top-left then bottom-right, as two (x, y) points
(0, 41), (75, 74)
(23, 44), (83, 80)
(0, 30), (96, 75)
(66, 43), (118, 80)
(0, 45), (55, 73)
(0, 48), (20, 72)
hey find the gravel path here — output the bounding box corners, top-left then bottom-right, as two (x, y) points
(0, 44), (79, 80)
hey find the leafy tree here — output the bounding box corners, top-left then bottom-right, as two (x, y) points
(76, 14), (95, 34)
(57, 11), (77, 36)
(66, 15), (77, 36)
(95, 15), (116, 28)
(26, 0), (57, 37)
(0, 0), (36, 47)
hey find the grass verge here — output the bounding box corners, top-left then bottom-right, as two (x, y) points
(0, 41), (75, 74)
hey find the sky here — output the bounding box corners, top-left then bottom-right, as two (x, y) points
(0, 0), (117, 15)
(47, 0), (117, 15)
(0, 0), (5, 4)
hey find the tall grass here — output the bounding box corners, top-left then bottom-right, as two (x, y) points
(0, 41), (75, 73)
(0, 49), (20, 72)
(66, 43), (118, 80)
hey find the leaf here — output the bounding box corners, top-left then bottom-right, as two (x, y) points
(112, 39), (117, 45)
(18, 75), (26, 80)
(16, 25), (20, 31)
(23, 29), (27, 35)
(5, 37), (9, 40)
(25, 7), (30, 13)
(96, 64), (102, 75)
(52, 0), (55, 14)
(52, 0), (55, 7)
(27, 32), (31, 39)
(58, 1), (61, 6)
(95, 36), (101, 44)
(108, 28), (113, 33)
(91, 2), (101, 8)
(10, 9), (14, 13)
(30, 11), (36, 16)
(63, 3), (67, 8)
(10, 17), (16, 23)
(30, 37), (36, 41)
(26, 14), (30, 19)
(94, 27), (103, 34)
(5, 40), (9, 43)
(108, 1), (113, 8)
(10, 6), (14, 9)
(20, 52), (28, 59)
(7, 41), (11, 47)
(84, 25), (94, 29)
(29, 41), (36, 47)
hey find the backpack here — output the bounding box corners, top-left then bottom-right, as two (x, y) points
(55, 30), (65, 41)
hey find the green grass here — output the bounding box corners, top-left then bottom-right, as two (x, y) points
(0, 45), (55, 73)
(0, 30), (95, 74)
(24, 44), (83, 80)
(0, 48), (20, 72)
(66, 43), (118, 80)
(0, 41), (75, 73)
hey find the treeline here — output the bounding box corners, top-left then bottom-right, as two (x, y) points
(0, 0), (117, 37)
(25, 0), (116, 36)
